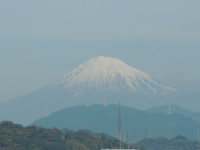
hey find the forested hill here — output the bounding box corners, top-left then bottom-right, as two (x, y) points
(1, 121), (199, 150)
(0, 121), (140, 150)
(136, 136), (200, 150)
(33, 104), (200, 141)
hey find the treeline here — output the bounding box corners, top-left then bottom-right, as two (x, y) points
(0, 121), (140, 150)
(2, 120), (199, 150)
(135, 135), (200, 150)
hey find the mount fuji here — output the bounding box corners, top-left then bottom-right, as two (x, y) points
(58, 56), (174, 95)
(0, 56), (176, 124)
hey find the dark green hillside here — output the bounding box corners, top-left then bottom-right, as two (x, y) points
(0, 121), (66, 150)
(0, 121), (139, 150)
(32, 104), (200, 142)
(136, 136), (200, 150)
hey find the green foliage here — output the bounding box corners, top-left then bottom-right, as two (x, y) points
(0, 121), (66, 150)
(64, 130), (137, 150)
(0, 121), (138, 150)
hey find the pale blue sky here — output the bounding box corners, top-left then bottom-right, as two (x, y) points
(0, 0), (200, 102)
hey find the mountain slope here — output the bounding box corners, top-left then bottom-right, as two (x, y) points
(32, 104), (200, 142)
(0, 56), (177, 125)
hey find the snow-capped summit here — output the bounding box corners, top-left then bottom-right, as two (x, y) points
(59, 56), (173, 94)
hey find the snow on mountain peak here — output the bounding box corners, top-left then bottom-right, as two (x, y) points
(59, 56), (173, 94)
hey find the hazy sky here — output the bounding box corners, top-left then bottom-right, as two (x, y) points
(0, 0), (200, 102)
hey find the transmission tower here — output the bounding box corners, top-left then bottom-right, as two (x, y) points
(104, 96), (107, 107)
(168, 104), (171, 115)
(45, 105), (49, 117)
(148, 131), (152, 138)
(126, 129), (129, 149)
(117, 102), (122, 149)
(197, 128), (200, 141)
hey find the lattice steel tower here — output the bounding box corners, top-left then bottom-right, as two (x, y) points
(117, 102), (122, 149)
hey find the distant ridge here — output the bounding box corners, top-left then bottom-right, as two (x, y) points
(147, 104), (200, 124)
(32, 104), (200, 142)
(136, 136), (200, 150)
